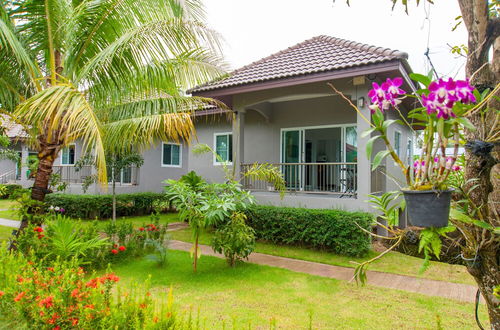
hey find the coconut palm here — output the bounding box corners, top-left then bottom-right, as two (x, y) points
(0, 0), (225, 216)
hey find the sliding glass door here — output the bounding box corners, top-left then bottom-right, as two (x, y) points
(280, 125), (357, 192)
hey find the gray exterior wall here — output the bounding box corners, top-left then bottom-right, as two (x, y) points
(0, 76), (413, 215)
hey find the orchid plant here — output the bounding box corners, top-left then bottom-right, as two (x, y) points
(362, 73), (480, 191)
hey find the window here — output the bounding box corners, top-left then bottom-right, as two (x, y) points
(214, 133), (232, 164)
(61, 144), (75, 165)
(394, 131), (401, 157)
(407, 137), (413, 165)
(162, 143), (181, 167)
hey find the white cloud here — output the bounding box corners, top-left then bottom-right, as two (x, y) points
(203, 0), (467, 78)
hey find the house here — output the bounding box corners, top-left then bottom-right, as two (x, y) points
(0, 36), (416, 213)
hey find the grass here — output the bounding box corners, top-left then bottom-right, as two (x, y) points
(0, 199), (474, 286)
(0, 225), (14, 242)
(113, 250), (488, 329)
(0, 199), (18, 210)
(169, 227), (475, 286)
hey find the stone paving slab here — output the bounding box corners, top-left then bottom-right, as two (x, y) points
(0, 218), (20, 228)
(169, 240), (480, 304)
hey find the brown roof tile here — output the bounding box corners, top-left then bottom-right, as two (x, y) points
(190, 35), (408, 93)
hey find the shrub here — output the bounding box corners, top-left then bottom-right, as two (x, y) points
(2, 184), (25, 199)
(0, 250), (181, 329)
(103, 213), (169, 263)
(45, 192), (166, 219)
(245, 205), (373, 257)
(16, 215), (110, 268)
(212, 212), (256, 266)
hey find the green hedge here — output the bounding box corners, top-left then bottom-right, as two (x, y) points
(245, 205), (373, 257)
(45, 192), (166, 219)
(1, 184), (25, 199)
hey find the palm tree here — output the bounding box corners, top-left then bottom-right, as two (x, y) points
(0, 0), (225, 227)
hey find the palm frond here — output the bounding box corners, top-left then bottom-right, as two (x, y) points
(104, 112), (195, 153)
(14, 84), (107, 185)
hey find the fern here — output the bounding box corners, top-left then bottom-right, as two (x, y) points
(418, 226), (456, 273)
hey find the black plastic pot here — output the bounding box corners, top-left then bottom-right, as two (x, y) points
(402, 189), (453, 228)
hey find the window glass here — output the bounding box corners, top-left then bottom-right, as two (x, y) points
(61, 145), (75, 165)
(215, 134), (232, 163)
(394, 131), (401, 157)
(345, 126), (358, 162)
(162, 143), (181, 166)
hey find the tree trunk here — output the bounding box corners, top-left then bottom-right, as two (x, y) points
(112, 168), (116, 222)
(457, 0), (500, 327)
(17, 145), (58, 233)
(193, 232), (199, 273)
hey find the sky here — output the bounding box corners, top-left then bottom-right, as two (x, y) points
(202, 0), (468, 78)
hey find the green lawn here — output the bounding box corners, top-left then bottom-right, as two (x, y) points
(0, 199), (18, 210)
(0, 199), (474, 286)
(0, 225), (14, 242)
(169, 227), (475, 286)
(113, 250), (487, 329)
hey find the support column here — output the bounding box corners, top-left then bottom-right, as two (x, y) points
(356, 100), (372, 204)
(19, 144), (31, 187)
(232, 109), (245, 180)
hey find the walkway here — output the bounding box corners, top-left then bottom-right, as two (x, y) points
(0, 218), (20, 228)
(169, 239), (479, 304)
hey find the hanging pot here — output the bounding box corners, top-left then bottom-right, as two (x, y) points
(402, 189), (453, 228)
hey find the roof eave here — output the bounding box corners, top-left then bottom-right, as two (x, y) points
(191, 60), (404, 97)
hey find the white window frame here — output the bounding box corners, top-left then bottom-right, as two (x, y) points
(161, 142), (182, 168)
(213, 132), (233, 166)
(394, 130), (402, 157)
(407, 136), (414, 165)
(60, 143), (76, 166)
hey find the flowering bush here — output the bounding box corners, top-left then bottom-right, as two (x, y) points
(103, 213), (169, 262)
(364, 74), (479, 190)
(0, 245), (181, 329)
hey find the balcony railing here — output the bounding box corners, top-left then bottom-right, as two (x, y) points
(241, 162), (357, 197)
(52, 166), (140, 185)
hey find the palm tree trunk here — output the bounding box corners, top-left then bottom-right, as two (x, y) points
(17, 146), (58, 233)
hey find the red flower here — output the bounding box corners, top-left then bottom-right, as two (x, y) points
(138, 227), (145, 232)
(53, 326), (61, 330)
(37, 234), (45, 239)
(70, 289), (79, 298)
(14, 291), (25, 302)
(113, 244), (118, 248)
(101, 273), (120, 283)
(84, 304), (94, 309)
(39, 296), (54, 308)
(118, 246), (126, 252)
(85, 278), (99, 288)
(139, 303), (147, 309)
(71, 318), (79, 326)
(34, 227), (43, 233)
(111, 249), (118, 255)
(0, 291), (4, 298)
(47, 267), (54, 272)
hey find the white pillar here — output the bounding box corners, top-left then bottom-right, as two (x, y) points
(19, 144), (30, 187)
(356, 101), (372, 202)
(232, 109), (245, 180)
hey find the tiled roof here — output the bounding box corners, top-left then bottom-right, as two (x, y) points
(0, 115), (29, 139)
(190, 35), (408, 93)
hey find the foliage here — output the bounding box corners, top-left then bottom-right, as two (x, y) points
(0, 249), (186, 329)
(1, 0), (225, 193)
(367, 191), (405, 226)
(44, 192), (166, 219)
(212, 212), (256, 266)
(0, 130), (19, 163)
(245, 205), (372, 257)
(16, 216), (109, 267)
(165, 171), (255, 271)
(145, 238), (170, 267)
(418, 226), (457, 273)
(0, 184), (24, 199)
(104, 212), (169, 264)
